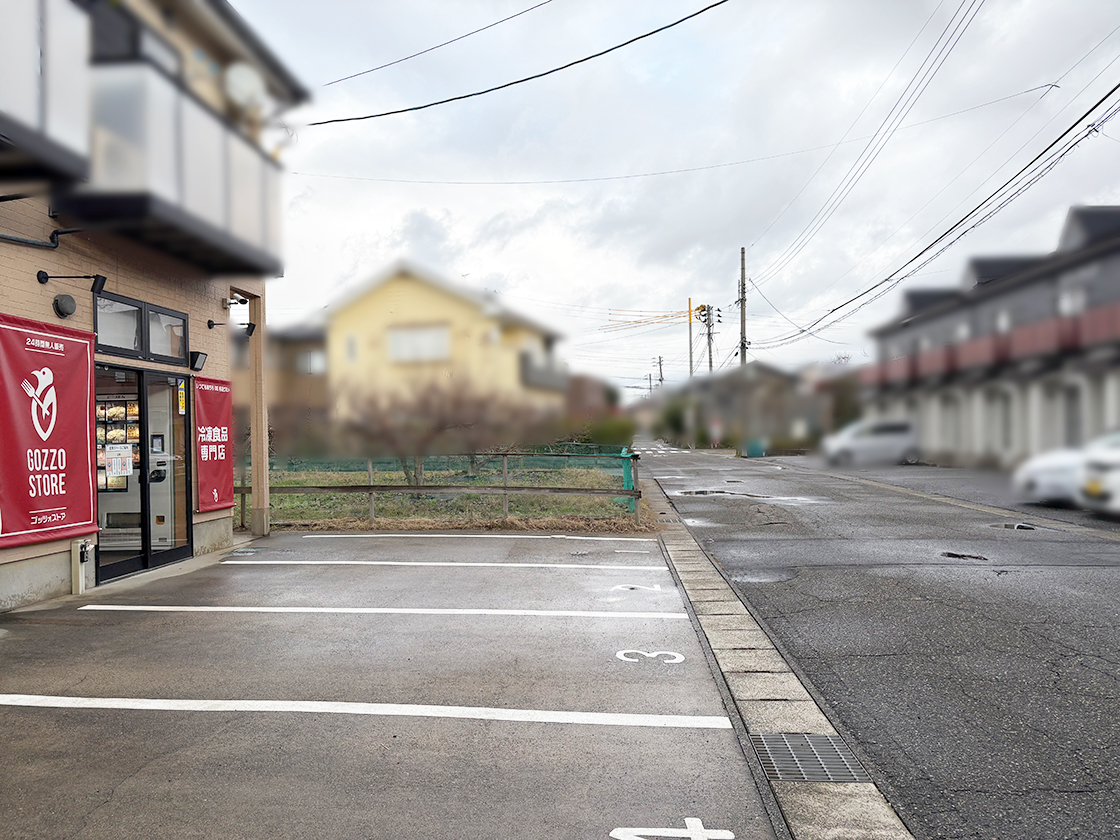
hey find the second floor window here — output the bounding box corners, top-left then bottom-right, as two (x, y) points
(389, 325), (450, 363)
(95, 292), (188, 366)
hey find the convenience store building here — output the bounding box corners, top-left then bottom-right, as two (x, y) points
(0, 0), (307, 609)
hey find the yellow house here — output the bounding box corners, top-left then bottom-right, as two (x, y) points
(328, 262), (567, 416)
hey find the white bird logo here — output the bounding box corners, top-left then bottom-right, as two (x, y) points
(21, 367), (57, 442)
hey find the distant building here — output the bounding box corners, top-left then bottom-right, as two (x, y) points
(651, 361), (831, 448)
(260, 263), (569, 446)
(861, 206), (1120, 467)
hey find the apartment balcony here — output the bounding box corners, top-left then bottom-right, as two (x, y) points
(1081, 301), (1120, 347)
(858, 363), (883, 389)
(884, 355), (916, 385)
(917, 345), (955, 378)
(0, 0), (90, 182)
(956, 335), (1009, 370)
(520, 352), (569, 392)
(52, 62), (281, 276)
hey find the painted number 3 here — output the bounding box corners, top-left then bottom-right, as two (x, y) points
(610, 818), (734, 839)
(616, 650), (685, 664)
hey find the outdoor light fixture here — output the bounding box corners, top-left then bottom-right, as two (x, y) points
(209, 319), (256, 337)
(189, 351), (208, 371)
(37, 271), (108, 293)
(52, 294), (76, 318)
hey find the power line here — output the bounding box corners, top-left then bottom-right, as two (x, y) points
(751, 79), (1120, 348)
(738, 28), (1120, 338)
(307, 0), (732, 127)
(292, 85), (1051, 185)
(323, 0), (556, 87)
(752, 0), (986, 289)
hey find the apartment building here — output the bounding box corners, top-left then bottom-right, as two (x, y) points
(0, 0), (307, 609)
(861, 206), (1120, 467)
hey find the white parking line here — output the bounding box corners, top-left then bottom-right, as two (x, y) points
(79, 605), (688, 619)
(0, 694), (731, 729)
(221, 560), (666, 571)
(302, 534), (656, 543)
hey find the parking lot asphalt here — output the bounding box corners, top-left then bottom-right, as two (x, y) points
(0, 533), (776, 840)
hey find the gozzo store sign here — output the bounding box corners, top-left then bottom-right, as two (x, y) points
(0, 313), (97, 549)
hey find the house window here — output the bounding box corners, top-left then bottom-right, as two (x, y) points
(956, 321), (971, 342)
(996, 310), (1012, 334)
(95, 292), (188, 366)
(297, 349), (327, 374)
(1058, 288), (1086, 316)
(346, 335), (357, 362)
(389, 325), (450, 362)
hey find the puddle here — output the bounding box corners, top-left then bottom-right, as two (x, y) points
(676, 489), (825, 505)
(732, 569), (798, 584)
(942, 551), (990, 561)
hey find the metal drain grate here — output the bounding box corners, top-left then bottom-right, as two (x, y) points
(749, 734), (871, 783)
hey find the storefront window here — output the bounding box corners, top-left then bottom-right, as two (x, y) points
(149, 307), (186, 362)
(95, 292), (188, 366)
(96, 296), (143, 355)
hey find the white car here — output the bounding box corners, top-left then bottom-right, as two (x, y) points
(822, 419), (921, 466)
(1011, 448), (1085, 504)
(1012, 431), (1120, 507)
(1076, 431), (1120, 516)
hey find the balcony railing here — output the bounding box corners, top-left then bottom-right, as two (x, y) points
(884, 356), (916, 384)
(0, 0), (89, 181)
(520, 352), (569, 392)
(917, 345), (955, 378)
(52, 62), (281, 276)
(858, 364), (883, 388)
(956, 335), (1009, 369)
(1082, 302), (1120, 347)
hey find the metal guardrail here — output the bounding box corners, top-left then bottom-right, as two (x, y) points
(236, 452), (642, 526)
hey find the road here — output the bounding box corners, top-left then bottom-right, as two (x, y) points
(0, 532), (775, 840)
(637, 445), (1120, 840)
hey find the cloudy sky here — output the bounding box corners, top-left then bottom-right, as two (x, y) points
(237, 0), (1120, 397)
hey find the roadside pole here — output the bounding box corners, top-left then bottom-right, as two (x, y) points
(688, 297), (693, 378)
(740, 247), (747, 367)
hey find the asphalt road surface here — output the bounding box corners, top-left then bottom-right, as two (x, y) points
(644, 449), (1120, 840)
(0, 533), (775, 840)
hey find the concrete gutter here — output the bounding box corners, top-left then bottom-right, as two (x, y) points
(643, 478), (915, 840)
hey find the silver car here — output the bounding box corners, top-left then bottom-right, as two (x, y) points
(822, 419), (921, 467)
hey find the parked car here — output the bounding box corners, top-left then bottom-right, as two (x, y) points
(1012, 431), (1120, 506)
(1075, 431), (1120, 516)
(822, 419), (920, 466)
(1011, 448), (1085, 504)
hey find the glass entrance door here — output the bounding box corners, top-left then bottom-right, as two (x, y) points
(95, 367), (144, 580)
(146, 375), (190, 565)
(95, 366), (192, 581)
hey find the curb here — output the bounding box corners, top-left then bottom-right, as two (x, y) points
(642, 477), (915, 840)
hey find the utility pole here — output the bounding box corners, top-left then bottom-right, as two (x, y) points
(706, 305), (714, 372)
(658, 355), (664, 385)
(688, 297), (694, 378)
(648, 373), (653, 395)
(740, 247), (748, 367)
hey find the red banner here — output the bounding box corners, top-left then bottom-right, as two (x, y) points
(0, 313), (97, 548)
(194, 377), (234, 512)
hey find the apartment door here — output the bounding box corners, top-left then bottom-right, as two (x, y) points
(95, 365), (192, 582)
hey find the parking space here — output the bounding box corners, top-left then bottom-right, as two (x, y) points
(0, 532), (776, 839)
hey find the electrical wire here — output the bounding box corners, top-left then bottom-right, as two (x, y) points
(323, 0), (556, 86)
(291, 85), (1051, 186)
(750, 82), (1120, 348)
(307, 0), (732, 127)
(752, 0), (986, 289)
(739, 28), (1120, 340)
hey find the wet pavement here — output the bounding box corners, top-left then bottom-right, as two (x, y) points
(0, 532), (775, 840)
(645, 450), (1120, 840)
